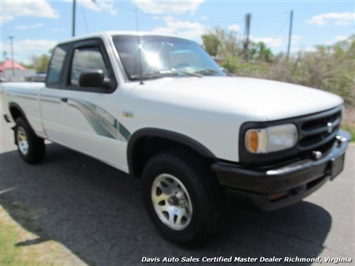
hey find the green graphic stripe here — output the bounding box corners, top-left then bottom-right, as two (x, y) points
(119, 124), (131, 140)
(68, 99), (131, 141)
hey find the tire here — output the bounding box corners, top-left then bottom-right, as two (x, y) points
(15, 118), (45, 164)
(142, 150), (225, 246)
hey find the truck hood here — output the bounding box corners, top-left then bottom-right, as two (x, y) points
(132, 76), (343, 121)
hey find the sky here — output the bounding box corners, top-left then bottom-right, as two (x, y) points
(1, 0), (354, 64)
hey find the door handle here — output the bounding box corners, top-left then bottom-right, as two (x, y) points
(60, 97), (68, 103)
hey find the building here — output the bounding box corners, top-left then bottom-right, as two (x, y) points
(0, 59), (36, 82)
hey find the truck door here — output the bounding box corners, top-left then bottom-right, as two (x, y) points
(41, 43), (68, 142)
(42, 39), (126, 170)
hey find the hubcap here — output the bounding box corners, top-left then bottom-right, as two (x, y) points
(17, 127), (29, 155)
(151, 174), (193, 231)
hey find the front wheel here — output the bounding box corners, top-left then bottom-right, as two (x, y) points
(151, 173), (193, 232)
(142, 150), (224, 246)
(15, 118), (45, 164)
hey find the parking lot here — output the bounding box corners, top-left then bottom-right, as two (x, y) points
(0, 117), (354, 265)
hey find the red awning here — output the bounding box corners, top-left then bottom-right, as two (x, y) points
(0, 59), (27, 71)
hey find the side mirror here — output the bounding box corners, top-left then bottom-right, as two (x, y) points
(79, 70), (113, 90)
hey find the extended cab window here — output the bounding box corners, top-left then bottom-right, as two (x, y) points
(47, 44), (68, 87)
(70, 47), (108, 87)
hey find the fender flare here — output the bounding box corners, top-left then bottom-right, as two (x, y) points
(8, 102), (37, 144)
(127, 128), (216, 177)
(9, 102), (28, 122)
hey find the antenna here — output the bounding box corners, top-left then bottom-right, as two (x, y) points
(135, 2), (144, 85)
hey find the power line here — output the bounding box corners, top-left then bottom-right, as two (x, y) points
(266, 15), (289, 48)
(253, 11), (289, 21)
(116, 3), (137, 13)
(81, 4), (90, 34)
(72, 0), (95, 37)
(203, 19), (244, 25)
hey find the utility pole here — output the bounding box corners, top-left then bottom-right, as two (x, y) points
(287, 10), (294, 61)
(72, 0), (76, 37)
(243, 13), (251, 62)
(9, 36), (15, 78)
(72, 0), (96, 37)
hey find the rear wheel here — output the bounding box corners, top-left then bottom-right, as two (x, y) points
(142, 150), (224, 246)
(15, 118), (45, 164)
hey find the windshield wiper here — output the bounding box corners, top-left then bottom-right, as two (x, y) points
(130, 70), (178, 81)
(171, 69), (203, 78)
(131, 69), (202, 81)
(194, 68), (220, 76)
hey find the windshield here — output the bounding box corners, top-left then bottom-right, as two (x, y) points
(113, 35), (225, 81)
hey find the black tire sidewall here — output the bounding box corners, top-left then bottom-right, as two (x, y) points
(15, 118), (45, 164)
(142, 151), (219, 245)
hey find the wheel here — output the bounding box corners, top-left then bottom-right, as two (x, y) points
(142, 150), (224, 246)
(15, 118), (45, 164)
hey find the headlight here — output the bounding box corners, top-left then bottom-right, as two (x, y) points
(245, 124), (298, 153)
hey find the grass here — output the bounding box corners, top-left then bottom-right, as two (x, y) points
(0, 215), (20, 265)
(0, 204), (84, 266)
(0, 204), (37, 266)
(341, 124), (355, 142)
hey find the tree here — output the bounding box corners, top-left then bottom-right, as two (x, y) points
(31, 54), (50, 73)
(202, 27), (274, 63)
(202, 33), (220, 57)
(201, 29), (354, 105)
(249, 42), (274, 63)
(202, 27), (243, 58)
(20, 62), (35, 69)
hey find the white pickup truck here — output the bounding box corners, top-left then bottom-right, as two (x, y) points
(1, 32), (351, 245)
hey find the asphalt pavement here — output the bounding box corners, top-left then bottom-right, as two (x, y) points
(0, 117), (354, 266)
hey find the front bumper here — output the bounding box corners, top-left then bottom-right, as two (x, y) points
(212, 130), (351, 211)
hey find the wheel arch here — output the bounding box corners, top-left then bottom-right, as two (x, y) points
(127, 128), (216, 178)
(9, 103), (35, 144)
(9, 102), (28, 123)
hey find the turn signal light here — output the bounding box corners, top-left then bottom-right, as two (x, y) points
(244, 124), (298, 154)
(246, 130), (259, 153)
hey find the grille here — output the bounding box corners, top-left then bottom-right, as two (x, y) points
(297, 107), (341, 152)
(239, 106), (342, 165)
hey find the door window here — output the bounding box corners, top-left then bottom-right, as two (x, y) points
(70, 47), (109, 87)
(47, 44), (68, 87)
